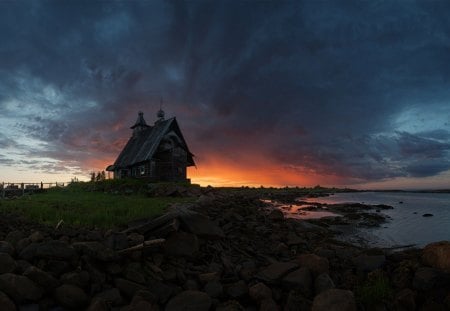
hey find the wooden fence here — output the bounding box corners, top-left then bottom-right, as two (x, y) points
(0, 182), (69, 198)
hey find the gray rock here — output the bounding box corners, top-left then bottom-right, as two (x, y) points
(282, 267), (313, 298)
(21, 240), (76, 261)
(72, 241), (118, 261)
(60, 270), (90, 288)
(5, 231), (25, 248)
(0, 241), (15, 255)
(226, 280), (248, 299)
(395, 288), (415, 311)
(314, 273), (335, 294)
(422, 241), (450, 272)
(94, 288), (124, 306)
(204, 280), (223, 298)
(0, 273), (43, 303)
(114, 278), (145, 299)
(312, 289), (356, 311)
(165, 290), (212, 311)
(249, 282), (272, 302)
(105, 232), (129, 250)
(0, 290), (16, 311)
(0, 253), (17, 274)
(178, 212), (225, 239)
(413, 267), (440, 290)
(53, 284), (89, 310)
(296, 254), (329, 277)
(23, 266), (59, 290)
(257, 262), (299, 283)
(164, 232), (199, 258)
(353, 254), (386, 272)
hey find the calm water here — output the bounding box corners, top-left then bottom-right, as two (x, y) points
(304, 192), (450, 248)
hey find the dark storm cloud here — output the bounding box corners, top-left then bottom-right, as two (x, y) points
(1, 0), (449, 182)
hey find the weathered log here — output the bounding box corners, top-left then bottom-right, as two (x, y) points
(150, 218), (180, 238)
(123, 213), (178, 235)
(117, 238), (165, 255)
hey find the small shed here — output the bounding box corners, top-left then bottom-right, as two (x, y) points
(106, 110), (195, 182)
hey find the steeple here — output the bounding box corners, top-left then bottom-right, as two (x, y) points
(130, 111), (150, 135)
(156, 97), (165, 123)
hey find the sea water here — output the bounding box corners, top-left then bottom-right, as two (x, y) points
(304, 192), (450, 248)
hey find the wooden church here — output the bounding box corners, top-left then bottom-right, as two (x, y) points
(106, 109), (195, 182)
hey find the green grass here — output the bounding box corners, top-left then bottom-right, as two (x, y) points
(0, 186), (193, 228)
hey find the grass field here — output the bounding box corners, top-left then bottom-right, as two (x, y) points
(0, 183), (193, 228)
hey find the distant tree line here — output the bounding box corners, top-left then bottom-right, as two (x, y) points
(90, 171), (106, 182)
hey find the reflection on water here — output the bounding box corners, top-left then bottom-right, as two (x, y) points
(305, 192), (450, 248)
(266, 200), (341, 220)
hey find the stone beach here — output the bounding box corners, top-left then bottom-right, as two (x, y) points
(0, 187), (449, 310)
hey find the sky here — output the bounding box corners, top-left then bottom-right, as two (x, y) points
(0, 0), (449, 189)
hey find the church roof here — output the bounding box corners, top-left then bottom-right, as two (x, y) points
(111, 116), (195, 169)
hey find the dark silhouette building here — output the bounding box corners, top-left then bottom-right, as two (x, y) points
(106, 110), (195, 182)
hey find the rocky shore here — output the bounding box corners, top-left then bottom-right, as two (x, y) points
(0, 190), (449, 310)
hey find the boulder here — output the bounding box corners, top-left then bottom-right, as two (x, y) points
(0, 253), (17, 274)
(60, 270), (90, 288)
(53, 284), (89, 310)
(413, 267), (440, 290)
(165, 290), (212, 311)
(114, 278), (146, 299)
(23, 266), (59, 290)
(204, 280), (223, 298)
(0, 290), (16, 311)
(395, 288), (416, 311)
(257, 262), (299, 283)
(86, 298), (109, 311)
(72, 241), (118, 261)
(249, 282), (272, 302)
(422, 241), (450, 272)
(260, 298), (279, 311)
(296, 254), (329, 277)
(312, 289), (356, 311)
(178, 212), (225, 239)
(0, 241), (15, 255)
(353, 254), (386, 272)
(20, 240), (76, 261)
(226, 280), (248, 299)
(164, 232), (199, 258)
(282, 267), (313, 297)
(94, 288), (124, 306)
(314, 273), (335, 294)
(0, 273), (43, 303)
(268, 209), (284, 221)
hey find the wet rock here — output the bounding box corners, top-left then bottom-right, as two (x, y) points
(0, 290), (16, 311)
(312, 289), (356, 311)
(23, 266), (59, 290)
(0, 241), (15, 255)
(413, 267), (440, 290)
(165, 290), (212, 311)
(257, 262), (298, 283)
(114, 278), (145, 299)
(94, 288), (124, 306)
(282, 267), (313, 297)
(314, 273), (335, 294)
(164, 232), (199, 258)
(0, 253), (17, 274)
(249, 282), (272, 302)
(204, 280), (223, 298)
(395, 288), (416, 311)
(422, 213), (433, 217)
(226, 280), (248, 299)
(72, 241), (118, 261)
(178, 212), (225, 239)
(53, 284), (89, 310)
(296, 254), (329, 276)
(0, 273), (43, 303)
(353, 254), (386, 272)
(422, 241), (450, 272)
